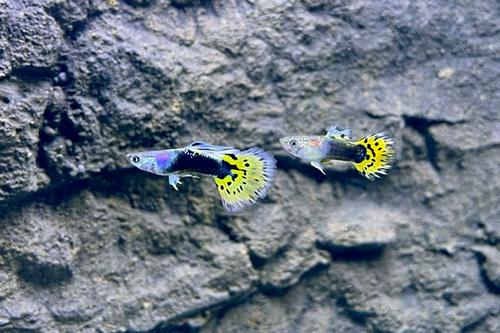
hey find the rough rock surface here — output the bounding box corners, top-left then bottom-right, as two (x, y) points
(0, 0), (499, 332)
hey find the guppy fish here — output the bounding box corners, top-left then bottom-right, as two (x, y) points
(280, 126), (395, 180)
(127, 142), (276, 212)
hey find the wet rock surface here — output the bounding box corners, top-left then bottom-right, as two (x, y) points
(0, 0), (499, 332)
(473, 246), (500, 292)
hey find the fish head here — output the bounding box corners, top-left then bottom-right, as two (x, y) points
(127, 150), (173, 175)
(280, 136), (326, 161)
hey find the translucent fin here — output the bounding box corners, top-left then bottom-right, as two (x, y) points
(353, 133), (395, 180)
(214, 148), (276, 212)
(322, 160), (335, 166)
(310, 161), (326, 175)
(326, 125), (352, 141)
(168, 174), (182, 190)
(179, 173), (199, 179)
(187, 141), (240, 155)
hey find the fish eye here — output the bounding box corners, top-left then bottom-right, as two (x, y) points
(290, 140), (297, 146)
(131, 155), (140, 163)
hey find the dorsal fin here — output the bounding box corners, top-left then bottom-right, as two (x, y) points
(186, 141), (240, 156)
(326, 125), (352, 140)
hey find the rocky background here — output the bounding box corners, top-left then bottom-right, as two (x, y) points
(0, 0), (499, 332)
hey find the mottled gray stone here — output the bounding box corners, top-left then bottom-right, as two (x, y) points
(316, 203), (399, 252)
(6, 2), (64, 73)
(0, 0), (499, 332)
(0, 83), (51, 202)
(473, 246), (500, 291)
(258, 228), (330, 292)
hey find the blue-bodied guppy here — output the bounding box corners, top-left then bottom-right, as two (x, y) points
(127, 142), (276, 212)
(280, 125), (395, 180)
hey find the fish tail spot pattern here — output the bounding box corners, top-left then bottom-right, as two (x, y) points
(214, 148), (276, 212)
(354, 133), (395, 180)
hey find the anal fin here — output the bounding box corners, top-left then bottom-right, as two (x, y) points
(321, 159), (335, 167)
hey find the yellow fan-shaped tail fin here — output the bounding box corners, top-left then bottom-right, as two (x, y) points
(354, 133), (395, 180)
(214, 148), (276, 212)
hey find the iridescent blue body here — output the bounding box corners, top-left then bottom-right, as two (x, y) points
(127, 145), (238, 190)
(127, 142), (277, 212)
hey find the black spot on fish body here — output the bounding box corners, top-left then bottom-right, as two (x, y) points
(220, 185), (224, 190)
(226, 154), (238, 160)
(375, 141), (379, 146)
(364, 138), (368, 144)
(171, 150), (231, 178)
(245, 163), (250, 167)
(228, 182), (232, 186)
(353, 145), (367, 163)
(226, 189), (230, 195)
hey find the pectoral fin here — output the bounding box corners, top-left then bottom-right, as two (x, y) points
(311, 161), (326, 175)
(168, 174), (182, 190)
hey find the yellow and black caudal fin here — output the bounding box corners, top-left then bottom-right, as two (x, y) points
(214, 148), (276, 212)
(354, 133), (395, 180)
